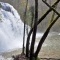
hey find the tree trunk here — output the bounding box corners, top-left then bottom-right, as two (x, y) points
(30, 0), (38, 60)
(22, 0), (28, 54)
(26, 0), (59, 57)
(34, 16), (59, 59)
(30, 6), (34, 28)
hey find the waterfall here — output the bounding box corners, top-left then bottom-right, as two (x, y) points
(0, 2), (47, 60)
(0, 2), (44, 53)
(0, 2), (25, 53)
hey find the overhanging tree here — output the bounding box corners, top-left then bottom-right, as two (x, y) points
(22, 0), (28, 54)
(26, 0), (60, 58)
(34, 0), (60, 59)
(30, 0), (38, 60)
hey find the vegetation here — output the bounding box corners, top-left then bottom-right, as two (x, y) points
(25, 0), (60, 60)
(1, 0), (60, 60)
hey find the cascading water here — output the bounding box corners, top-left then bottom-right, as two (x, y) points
(0, 2), (44, 53)
(0, 2), (44, 60)
(0, 2), (25, 53)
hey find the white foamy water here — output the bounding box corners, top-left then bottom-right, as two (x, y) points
(0, 2), (25, 53)
(0, 2), (46, 55)
(36, 33), (43, 38)
(0, 2), (48, 60)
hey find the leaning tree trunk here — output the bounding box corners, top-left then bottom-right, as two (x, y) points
(30, 0), (38, 60)
(26, 0), (59, 57)
(34, 0), (60, 59)
(34, 15), (60, 60)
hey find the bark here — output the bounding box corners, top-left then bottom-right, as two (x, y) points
(34, 0), (60, 58)
(42, 0), (60, 16)
(34, 16), (59, 59)
(26, 0), (59, 57)
(22, 20), (25, 54)
(30, 0), (38, 60)
(22, 0), (28, 54)
(50, 4), (57, 23)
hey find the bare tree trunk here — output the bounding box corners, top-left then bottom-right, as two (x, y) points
(22, 0), (28, 54)
(50, 5), (57, 23)
(22, 19), (25, 54)
(42, 0), (60, 16)
(34, 0), (60, 59)
(30, 0), (38, 60)
(34, 15), (59, 59)
(26, 0), (59, 57)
